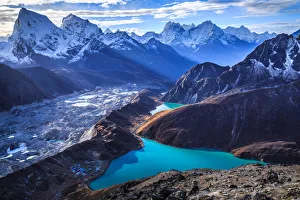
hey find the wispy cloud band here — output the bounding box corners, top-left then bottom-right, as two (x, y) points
(0, 0), (299, 36)
(0, 0), (127, 7)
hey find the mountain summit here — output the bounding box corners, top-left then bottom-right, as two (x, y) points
(0, 9), (277, 79)
(62, 13), (102, 38)
(224, 25), (276, 43)
(133, 21), (276, 66)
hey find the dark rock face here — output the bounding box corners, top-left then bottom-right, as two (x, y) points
(162, 62), (229, 103)
(18, 67), (82, 96)
(0, 89), (161, 200)
(0, 64), (47, 111)
(138, 81), (300, 163)
(163, 34), (300, 104)
(85, 165), (300, 200)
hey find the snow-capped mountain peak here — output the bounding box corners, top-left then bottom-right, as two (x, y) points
(62, 13), (102, 38)
(160, 22), (186, 45)
(189, 20), (224, 43)
(162, 21), (185, 34)
(5, 9), (106, 63)
(102, 30), (139, 50)
(130, 20), (275, 65)
(239, 25), (251, 32)
(224, 25), (276, 43)
(11, 8), (60, 41)
(8, 8), (64, 61)
(104, 28), (112, 34)
(199, 20), (213, 26)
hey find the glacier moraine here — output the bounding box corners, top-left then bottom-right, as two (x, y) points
(0, 84), (148, 177)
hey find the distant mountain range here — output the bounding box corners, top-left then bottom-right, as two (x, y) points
(0, 8), (290, 111)
(131, 21), (276, 65)
(0, 8), (278, 80)
(0, 8), (195, 81)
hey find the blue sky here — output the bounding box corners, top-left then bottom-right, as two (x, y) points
(0, 0), (299, 36)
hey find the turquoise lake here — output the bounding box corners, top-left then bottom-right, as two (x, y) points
(90, 138), (260, 190)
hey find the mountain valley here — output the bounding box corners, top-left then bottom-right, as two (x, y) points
(0, 6), (300, 200)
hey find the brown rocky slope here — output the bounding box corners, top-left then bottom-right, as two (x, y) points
(137, 80), (300, 164)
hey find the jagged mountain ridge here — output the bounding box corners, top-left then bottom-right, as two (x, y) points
(0, 8), (195, 81)
(163, 34), (300, 104)
(132, 21), (276, 66)
(224, 25), (277, 43)
(133, 21), (276, 46)
(0, 8), (277, 79)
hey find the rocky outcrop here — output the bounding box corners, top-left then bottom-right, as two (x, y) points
(138, 80), (300, 163)
(84, 164), (300, 200)
(0, 89), (161, 200)
(0, 64), (47, 111)
(163, 34), (300, 104)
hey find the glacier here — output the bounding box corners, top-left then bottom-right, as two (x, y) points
(0, 84), (149, 177)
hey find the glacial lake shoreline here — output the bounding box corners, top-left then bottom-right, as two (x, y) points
(90, 137), (262, 190)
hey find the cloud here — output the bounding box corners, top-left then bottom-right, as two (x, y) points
(246, 21), (300, 34)
(0, 7), (21, 36)
(0, 22), (15, 36)
(236, 0), (298, 15)
(90, 17), (144, 26)
(1, 1), (298, 22)
(215, 10), (224, 14)
(221, 21), (300, 34)
(37, 1), (231, 20)
(0, 0), (299, 36)
(162, 2), (180, 7)
(0, 0), (128, 7)
(39, 0), (299, 20)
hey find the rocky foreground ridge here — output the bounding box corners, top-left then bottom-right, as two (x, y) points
(0, 89), (161, 200)
(85, 164), (300, 200)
